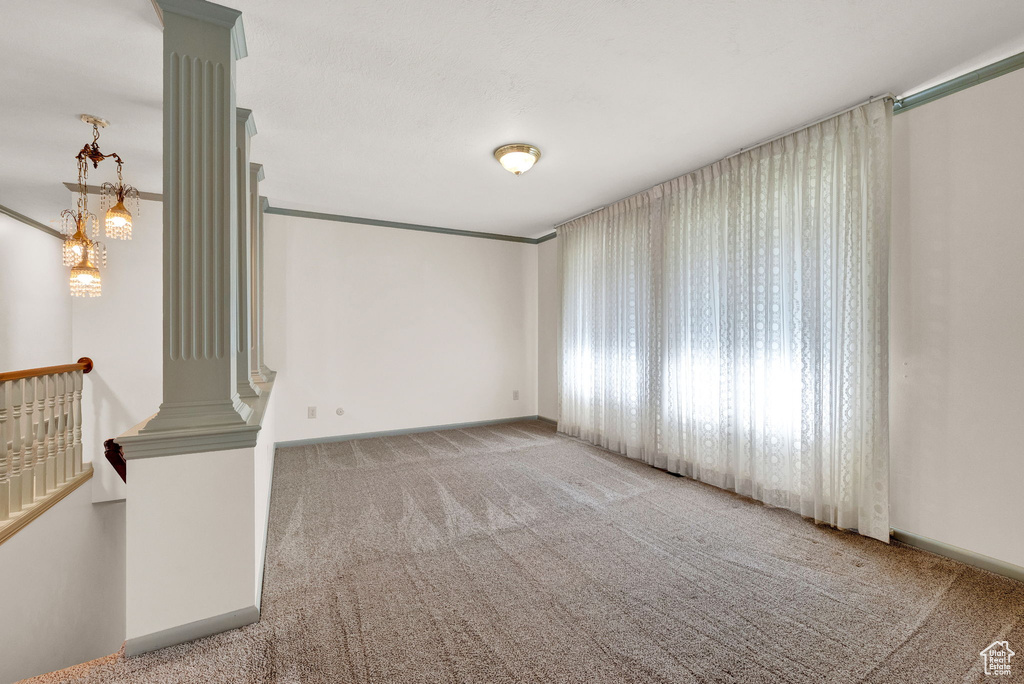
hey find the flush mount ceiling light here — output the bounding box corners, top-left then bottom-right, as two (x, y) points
(493, 143), (541, 176)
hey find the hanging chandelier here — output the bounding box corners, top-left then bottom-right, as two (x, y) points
(60, 115), (139, 297)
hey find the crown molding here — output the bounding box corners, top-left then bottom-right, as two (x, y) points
(0, 203), (64, 240)
(152, 0), (247, 60)
(265, 205), (558, 245)
(53, 181), (560, 245)
(62, 182), (162, 202)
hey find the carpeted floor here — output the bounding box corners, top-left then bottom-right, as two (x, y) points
(30, 420), (1024, 682)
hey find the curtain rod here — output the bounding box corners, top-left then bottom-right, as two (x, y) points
(725, 93), (894, 159)
(553, 93), (894, 230)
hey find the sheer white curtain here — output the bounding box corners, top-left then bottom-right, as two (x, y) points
(559, 100), (891, 541)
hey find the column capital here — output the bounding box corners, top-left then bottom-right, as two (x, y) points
(250, 163), (265, 183)
(237, 108), (258, 137)
(154, 0), (247, 59)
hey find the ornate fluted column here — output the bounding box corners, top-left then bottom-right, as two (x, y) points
(248, 165), (266, 382)
(122, 0), (278, 658)
(252, 190), (273, 381)
(142, 0), (253, 435)
(235, 109), (260, 399)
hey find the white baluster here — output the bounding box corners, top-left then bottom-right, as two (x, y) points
(73, 371), (84, 475)
(53, 374), (66, 485)
(55, 373), (69, 480)
(20, 377), (35, 506)
(45, 374), (59, 489)
(33, 375), (47, 499)
(64, 372), (73, 478)
(0, 381), (9, 520)
(9, 379), (22, 514)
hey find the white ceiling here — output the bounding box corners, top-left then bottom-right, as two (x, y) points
(3, 0), (1024, 238)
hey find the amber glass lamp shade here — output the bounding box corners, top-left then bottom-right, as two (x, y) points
(104, 200), (133, 240)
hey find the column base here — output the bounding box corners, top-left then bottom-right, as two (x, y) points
(119, 376), (275, 461)
(238, 378), (262, 399)
(143, 398), (251, 434)
(232, 394), (255, 423)
(252, 365), (274, 384)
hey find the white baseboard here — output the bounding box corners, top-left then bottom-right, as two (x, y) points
(891, 528), (1024, 584)
(124, 605), (260, 657)
(256, 447), (276, 611)
(274, 415), (543, 449)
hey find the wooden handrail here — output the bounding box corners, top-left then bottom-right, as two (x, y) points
(0, 357), (93, 383)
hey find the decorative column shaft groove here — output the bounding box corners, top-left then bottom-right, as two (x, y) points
(167, 54), (230, 363)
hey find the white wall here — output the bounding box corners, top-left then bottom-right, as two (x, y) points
(0, 217), (125, 684)
(71, 198), (162, 502)
(890, 68), (1024, 568)
(537, 237), (559, 421)
(0, 199), (160, 678)
(0, 196), (163, 502)
(0, 483), (125, 684)
(264, 214), (539, 443)
(0, 216), (71, 371)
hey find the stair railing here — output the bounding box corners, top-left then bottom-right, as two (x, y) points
(0, 358), (94, 545)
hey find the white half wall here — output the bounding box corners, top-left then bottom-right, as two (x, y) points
(0, 216), (71, 372)
(71, 198), (163, 502)
(890, 68), (1024, 569)
(264, 214), (539, 443)
(124, 398), (278, 656)
(537, 237), (559, 421)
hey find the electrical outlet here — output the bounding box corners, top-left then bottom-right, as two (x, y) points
(513, 390), (520, 401)
(336, 407), (345, 416)
(307, 406), (317, 419)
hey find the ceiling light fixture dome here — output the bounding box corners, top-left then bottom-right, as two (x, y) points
(494, 143), (541, 176)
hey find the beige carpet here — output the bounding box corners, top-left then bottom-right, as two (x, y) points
(30, 420), (1024, 683)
